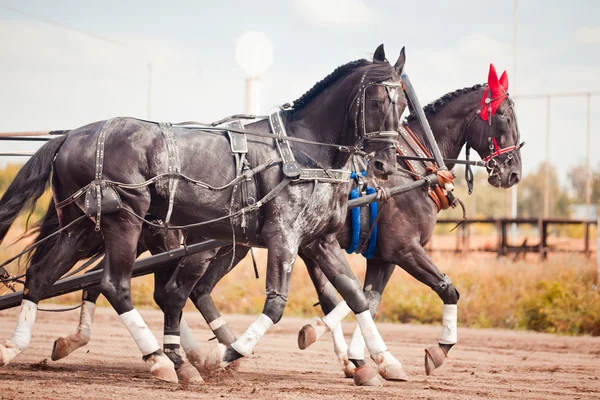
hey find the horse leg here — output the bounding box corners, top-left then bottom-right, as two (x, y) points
(98, 210), (178, 383)
(186, 245), (248, 370)
(158, 244), (219, 382)
(345, 259), (395, 379)
(50, 219), (173, 361)
(302, 234), (406, 386)
(0, 219), (100, 367)
(51, 269), (103, 361)
(203, 239), (298, 370)
(297, 256), (355, 378)
(388, 242), (459, 375)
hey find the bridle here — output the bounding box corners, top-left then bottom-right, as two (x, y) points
(463, 86), (525, 192)
(350, 70), (403, 160)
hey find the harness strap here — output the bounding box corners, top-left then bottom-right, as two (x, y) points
(158, 122), (181, 227)
(92, 119), (114, 231)
(269, 110), (301, 178)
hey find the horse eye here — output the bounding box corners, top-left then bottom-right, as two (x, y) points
(370, 99), (383, 105)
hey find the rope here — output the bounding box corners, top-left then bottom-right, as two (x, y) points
(38, 304), (82, 313)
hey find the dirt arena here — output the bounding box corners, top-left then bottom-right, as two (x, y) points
(0, 307), (598, 399)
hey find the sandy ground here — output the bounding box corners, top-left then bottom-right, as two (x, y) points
(0, 306), (599, 400)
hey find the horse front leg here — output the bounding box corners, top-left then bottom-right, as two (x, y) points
(186, 245), (248, 370)
(301, 234), (407, 386)
(203, 237), (298, 370)
(298, 256), (355, 378)
(384, 240), (459, 375)
(345, 259), (394, 378)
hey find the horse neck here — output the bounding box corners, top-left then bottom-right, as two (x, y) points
(405, 89), (483, 169)
(283, 82), (359, 170)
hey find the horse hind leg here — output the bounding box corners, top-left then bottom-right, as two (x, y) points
(51, 273), (103, 361)
(98, 210), (178, 384)
(0, 220), (101, 367)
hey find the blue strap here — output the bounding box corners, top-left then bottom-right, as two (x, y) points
(346, 187), (361, 254)
(362, 187), (378, 259)
(350, 170), (367, 180)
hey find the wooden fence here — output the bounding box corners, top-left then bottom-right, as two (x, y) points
(430, 218), (596, 261)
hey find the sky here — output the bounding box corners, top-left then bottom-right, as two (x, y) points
(0, 0), (599, 186)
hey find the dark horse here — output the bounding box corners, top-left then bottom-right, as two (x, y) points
(0, 45), (408, 384)
(49, 64), (522, 383)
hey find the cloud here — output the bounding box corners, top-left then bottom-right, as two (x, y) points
(574, 26), (600, 44)
(294, 0), (371, 28)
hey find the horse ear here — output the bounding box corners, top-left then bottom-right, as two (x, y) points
(487, 63), (500, 95)
(373, 44), (385, 62)
(499, 70), (509, 91)
(394, 46), (406, 73)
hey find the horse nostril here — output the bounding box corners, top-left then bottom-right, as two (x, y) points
(374, 160), (385, 172)
(509, 172), (520, 185)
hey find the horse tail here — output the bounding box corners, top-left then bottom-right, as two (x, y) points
(0, 134), (69, 245)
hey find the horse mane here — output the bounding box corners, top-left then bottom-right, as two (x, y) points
(405, 84), (485, 122)
(291, 59), (395, 111)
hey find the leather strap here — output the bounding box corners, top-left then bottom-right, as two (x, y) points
(269, 110), (301, 178)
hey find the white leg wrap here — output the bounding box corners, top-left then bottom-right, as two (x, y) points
(322, 301), (352, 331)
(346, 325), (365, 360)
(119, 309), (160, 356)
(180, 319), (201, 353)
(77, 301), (96, 339)
(331, 323), (348, 356)
(11, 300), (38, 351)
(163, 335), (180, 346)
(230, 314), (273, 357)
(208, 316), (227, 331)
(440, 304), (458, 344)
(355, 311), (386, 355)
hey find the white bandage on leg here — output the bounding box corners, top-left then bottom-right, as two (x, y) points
(163, 335), (180, 346)
(440, 304), (457, 344)
(346, 325), (365, 360)
(322, 301), (352, 331)
(77, 301), (96, 339)
(355, 310), (386, 355)
(208, 316), (227, 331)
(179, 318), (201, 354)
(10, 300), (38, 351)
(230, 314), (273, 357)
(331, 323), (348, 356)
(119, 309), (160, 355)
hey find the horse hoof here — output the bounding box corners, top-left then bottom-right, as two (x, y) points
(424, 346), (447, 375)
(51, 334), (89, 361)
(177, 361), (203, 384)
(353, 365), (383, 386)
(379, 364), (409, 381)
(372, 350), (408, 381)
(204, 343), (228, 371)
(185, 348), (204, 372)
(298, 318), (329, 350)
(298, 324), (317, 350)
(146, 353), (178, 383)
(226, 358), (242, 371)
(0, 340), (20, 367)
(343, 361), (355, 378)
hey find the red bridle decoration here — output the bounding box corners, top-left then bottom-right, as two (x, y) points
(479, 64), (518, 164)
(479, 63), (509, 121)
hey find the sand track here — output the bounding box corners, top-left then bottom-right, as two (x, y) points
(0, 307), (599, 399)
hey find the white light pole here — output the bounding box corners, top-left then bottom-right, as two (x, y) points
(235, 31), (274, 115)
(511, 0), (519, 240)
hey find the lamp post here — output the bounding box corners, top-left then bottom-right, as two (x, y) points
(235, 31), (274, 115)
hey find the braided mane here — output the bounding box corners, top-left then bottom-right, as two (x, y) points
(292, 59), (395, 110)
(406, 84), (485, 122)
